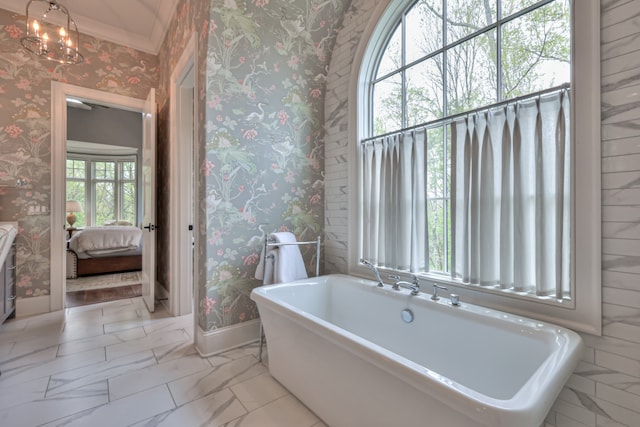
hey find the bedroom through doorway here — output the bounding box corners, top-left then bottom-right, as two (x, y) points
(64, 97), (145, 307)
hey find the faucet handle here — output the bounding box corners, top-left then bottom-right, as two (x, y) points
(431, 284), (448, 301)
(450, 294), (460, 306)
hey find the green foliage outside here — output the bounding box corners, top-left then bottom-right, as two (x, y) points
(66, 159), (137, 227)
(371, 0), (570, 272)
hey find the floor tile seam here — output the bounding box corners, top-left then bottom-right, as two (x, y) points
(104, 334), (193, 361)
(45, 350), (157, 396)
(106, 359), (214, 403)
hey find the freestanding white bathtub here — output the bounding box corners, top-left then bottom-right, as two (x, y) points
(250, 274), (583, 427)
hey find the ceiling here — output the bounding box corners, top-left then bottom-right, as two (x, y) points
(0, 0), (180, 54)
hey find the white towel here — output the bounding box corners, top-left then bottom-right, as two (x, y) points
(254, 232), (308, 284)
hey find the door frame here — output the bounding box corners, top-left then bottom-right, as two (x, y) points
(169, 33), (197, 316)
(50, 82), (150, 312)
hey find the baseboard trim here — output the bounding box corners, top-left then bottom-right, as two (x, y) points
(194, 319), (260, 357)
(16, 295), (51, 317)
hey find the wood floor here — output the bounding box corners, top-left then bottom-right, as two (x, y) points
(66, 284), (142, 307)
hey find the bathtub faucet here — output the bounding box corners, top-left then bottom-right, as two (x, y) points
(359, 258), (384, 287)
(389, 274), (420, 296)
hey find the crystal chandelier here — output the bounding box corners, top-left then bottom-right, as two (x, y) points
(20, 0), (84, 64)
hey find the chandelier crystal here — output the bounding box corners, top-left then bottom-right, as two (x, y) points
(20, 0), (84, 64)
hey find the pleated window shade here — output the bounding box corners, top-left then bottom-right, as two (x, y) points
(361, 88), (571, 300)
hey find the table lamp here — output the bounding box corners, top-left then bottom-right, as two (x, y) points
(66, 200), (82, 228)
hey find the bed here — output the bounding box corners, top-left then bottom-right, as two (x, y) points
(66, 226), (142, 278)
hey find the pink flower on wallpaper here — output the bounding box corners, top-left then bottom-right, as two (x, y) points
(203, 159), (215, 176)
(284, 170), (295, 183)
(310, 194), (321, 204)
(239, 56), (245, 64)
(252, 0), (269, 7)
(238, 185), (245, 192)
(98, 51), (111, 62)
(5, 124), (23, 138)
(287, 54), (298, 68)
(277, 110), (289, 125)
(242, 129), (257, 140)
(16, 78), (31, 91)
(202, 296), (216, 316)
(239, 312), (246, 321)
(127, 76), (141, 84)
(243, 252), (259, 266)
(310, 88), (322, 98)
(5, 24), (22, 38)
(208, 95), (221, 109)
(209, 229), (222, 245)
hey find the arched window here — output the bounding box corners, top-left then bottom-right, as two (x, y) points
(356, 0), (601, 333)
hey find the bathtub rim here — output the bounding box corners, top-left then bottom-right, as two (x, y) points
(251, 273), (583, 427)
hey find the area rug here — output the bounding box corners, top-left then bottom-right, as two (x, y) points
(66, 271), (142, 292)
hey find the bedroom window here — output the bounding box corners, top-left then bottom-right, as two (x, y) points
(356, 0), (600, 332)
(66, 156), (138, 226)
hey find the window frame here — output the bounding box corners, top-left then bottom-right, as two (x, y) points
(66, 154), (138, 227)
(349, 0), (601, 335)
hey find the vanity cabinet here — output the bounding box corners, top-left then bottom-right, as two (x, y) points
(0, 238), (16, 324)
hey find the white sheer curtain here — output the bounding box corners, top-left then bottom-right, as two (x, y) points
(361, 129), (428, 272)
(451, 89), (570, 298)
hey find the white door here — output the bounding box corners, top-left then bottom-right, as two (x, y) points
(141, 89), (156, 312)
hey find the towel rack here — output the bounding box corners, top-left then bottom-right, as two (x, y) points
(261, 235), (321, 285)
(259, 234), (321, 361)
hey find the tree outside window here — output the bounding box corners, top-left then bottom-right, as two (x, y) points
(66, 157), (138, 226)
(370, 0), (570, 274)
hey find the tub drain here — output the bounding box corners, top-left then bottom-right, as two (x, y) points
(401, 308), (414, 323)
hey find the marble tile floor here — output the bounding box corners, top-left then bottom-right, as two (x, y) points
(0, 297), (326, 427)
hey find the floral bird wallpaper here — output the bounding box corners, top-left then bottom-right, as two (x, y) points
(0, 8), (158, 299)
(0, 0), (350, 335)
(198, 0), (350, 330)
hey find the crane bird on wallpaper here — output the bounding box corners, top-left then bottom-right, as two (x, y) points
(245, 102), (267, 125)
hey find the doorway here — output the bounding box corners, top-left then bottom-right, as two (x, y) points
(168, 33), (197, 316)
(64, 104), (144, 307)
(50, 82), (157, 313)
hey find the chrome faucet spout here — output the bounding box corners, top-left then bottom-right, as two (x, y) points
(393, 281), (420, 296)
(388, 274), (420, 295)
(360, 258), (384, 287)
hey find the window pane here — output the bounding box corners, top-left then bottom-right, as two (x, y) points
(427, 126), (445, 198)
(447, 30), (497, 115)
(373, 73), (402, 135)
(94, 161), (115, 180)
(66, 159), (85, 179)
(406, 56), (444, 126)
(427, 199), (447, 272)
(376, 24), (402, 78)
(406, 0), (442, 64)
(501, 0), (541, 18)
(121, 182), (136, 224)
(95, 182), (115, 225)
(447, 0), (497, 45)
(501, 0), (570, 98)
(121, 161), (136, 180)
